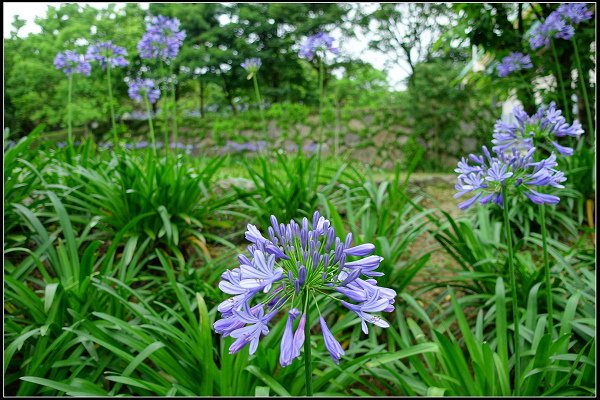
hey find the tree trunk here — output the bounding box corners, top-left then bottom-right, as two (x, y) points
(222, 76), (237, 116)
(559, 43), (575, 118)
(199, 79), (205, 118)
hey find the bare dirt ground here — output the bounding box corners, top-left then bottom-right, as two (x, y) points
(403, 173), (466, 308)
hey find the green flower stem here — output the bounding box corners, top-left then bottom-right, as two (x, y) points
(550, 38), (570, 120)
(314, 58), (325, 192)
(143, 94), (157, 158)
(106, 64), (118, 148)
(67, 74), (74, 162)
(501, 188), (521, 395)
(539, 203), (554, 336)
(571, 37), (594, 143)
(159, 60), (169, 154)
(303, 290), (313, 397)
(252, 74), (268, 145)
(169, 63), (178, 147)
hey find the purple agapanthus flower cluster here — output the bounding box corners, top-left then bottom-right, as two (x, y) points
(557, 3), (594, 25)
(127, 78), (161, 104)
(299, 32), (340, 61)
(497, 52), (533, 77)
(455, 146), (567, 209)
(529, 3), (593, 49)
(54, 50), (92, 77)
(86, 41), (129, 70)
(138, 15), (186, 61)
(214, 211), (396, 366)
(492, 102), (584, 157)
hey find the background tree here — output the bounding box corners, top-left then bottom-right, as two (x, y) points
(355, 3), (452, 80)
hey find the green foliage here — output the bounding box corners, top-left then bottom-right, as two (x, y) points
(328, 62), (391, 108)
(323, 151), (433, 291)
(404, 58), (497, 170)
(4, 191), (114, 396)
(3, 126), (48, 248)
(241, 152), (362, 229)
(52, 151), (240, 257)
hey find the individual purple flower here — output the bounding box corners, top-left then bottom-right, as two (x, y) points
(496, 52), (533, 77)
(320, 316), (345, 364)
(213, 211), (395, 366)
(341, 289), (391, 334)
(228, 302), (278, 355)
(492, 102), (583, 157)
(344, 243), (375, 257)
(299, 32), (340, 61)
(280, 308), (303, 367)
(127, 78), (161, 104)
(138, 15), (186, 61)
(454, 146), (567, 210)
(292, 313), (306, 358)
(54, 50), (91, 77)
(86, 41), (129, 69)
(239, 250), (284, 293)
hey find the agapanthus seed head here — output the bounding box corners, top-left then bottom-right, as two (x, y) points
(214, 211), (395, 366)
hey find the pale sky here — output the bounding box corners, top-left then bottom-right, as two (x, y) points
(3, 2), (410, 89)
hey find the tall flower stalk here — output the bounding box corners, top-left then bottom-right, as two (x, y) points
(54, 49), (91, 161)
(241, 58), (267, 145)
(127, 78), (161, 157)
(302, 291), (313, 397)
(86, 41), (129, 149)
(159, 61), (170, 154)
(213, 211), (396, 397)
(298, 32), (340, 192)
(455, 143), (567, 394)
(539, 202), (553, 334)
(106, 64), (118, 145)
(317, 58), (325, 177)
(143, 94), (157, 157)
(492, 102), (583, 335)
(67, 74), (73, 158)
(169, 66), (179, 146)
(138, 14), (186, 153)
(571, 37), (594, 142)
(501, 187), (521, 395)
(549, 39), (570, 120)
